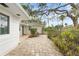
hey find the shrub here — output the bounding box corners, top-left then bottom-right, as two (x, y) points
(49, 28), (79, 55)
(52, 37), (69, 55)
(47, 27), (60, 39)
(59, 30), (79, 55)
(29, 28), (37, 37)
(61, 31), (76, 41)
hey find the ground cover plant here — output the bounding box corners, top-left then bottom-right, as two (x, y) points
(46, 26), (79, 56)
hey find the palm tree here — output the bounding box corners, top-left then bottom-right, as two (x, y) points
(59, 15), (66, 27)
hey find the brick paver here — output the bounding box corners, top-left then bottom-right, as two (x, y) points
(6, 35), (62, 56)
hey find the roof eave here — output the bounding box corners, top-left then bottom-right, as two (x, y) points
(16, 3), (30, 20)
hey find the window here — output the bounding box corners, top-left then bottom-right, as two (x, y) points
(0, 13), (9, 35)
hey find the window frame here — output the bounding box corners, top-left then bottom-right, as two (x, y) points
(0, 13), (9, 35)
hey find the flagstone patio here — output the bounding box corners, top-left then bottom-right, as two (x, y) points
(6, 35), (62, 56)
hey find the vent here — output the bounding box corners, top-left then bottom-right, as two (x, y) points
(0, 3), (8, 7)
(16, 14), (20, 16)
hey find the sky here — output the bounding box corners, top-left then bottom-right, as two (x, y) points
(23, 3), (75, 27)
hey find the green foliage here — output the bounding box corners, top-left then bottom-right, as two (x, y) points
(45, 26), (60, 39)
(55, 25), (62, 31)
(38, 3), (47, 9)
(21, 5), (28, 9)
(30, 28), (37, 37)
(61, 31), (76, 40)
(59, 15), (66, 21)
(47, 27), (79, 56)
(60, 30), (79, 55)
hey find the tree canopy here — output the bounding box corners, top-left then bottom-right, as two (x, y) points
(21, 3), (79, 29)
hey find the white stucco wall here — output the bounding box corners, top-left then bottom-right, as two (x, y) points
(0, 7), (20, 55)
(37, 27), (42, 34)
(20, 25), (22, 36)
(24, 26), (30, 35)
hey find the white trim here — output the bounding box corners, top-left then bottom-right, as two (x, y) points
(16, 3), (30, 20)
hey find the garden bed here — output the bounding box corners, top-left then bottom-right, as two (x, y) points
(47, 28), (79, 56)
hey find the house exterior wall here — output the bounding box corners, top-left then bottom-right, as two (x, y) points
(0, 6), (20, 55)
(20, 20), (43, 35)
(24, 26), (30, 35)
(37, 27), (42, 34)
(26, 26), (30, 35)
(20, 25), (22, 36)
(20, 25), (31, 36)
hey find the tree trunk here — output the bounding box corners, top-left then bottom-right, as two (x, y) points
(62, 21), (63, 27)
(72, 19), (78, 29)
(72, 17), (78, 29)
(48, 19), (49, 26)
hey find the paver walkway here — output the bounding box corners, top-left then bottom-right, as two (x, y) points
(6, 35), (62, 56)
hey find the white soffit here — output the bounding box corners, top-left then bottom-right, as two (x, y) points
(0, 3), (30, 20)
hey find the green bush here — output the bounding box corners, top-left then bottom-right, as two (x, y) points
(52, 37), (69, 55)
(48, 28), (79, 56)
(61, 31), (76, 41)
(30, 28), (37, 37)
(47, 27), (61, 39)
